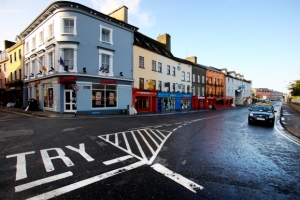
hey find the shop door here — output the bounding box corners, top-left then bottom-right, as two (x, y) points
(65, 90), (76, 112)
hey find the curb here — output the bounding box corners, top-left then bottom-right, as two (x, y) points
(279, 105), (300, 139)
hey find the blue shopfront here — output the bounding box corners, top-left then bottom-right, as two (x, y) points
(158, 92), (192, 112)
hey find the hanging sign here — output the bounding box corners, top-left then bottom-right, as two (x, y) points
(73, 84), (79, 92)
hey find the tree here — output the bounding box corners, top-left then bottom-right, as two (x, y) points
(289, 80), (300, 96)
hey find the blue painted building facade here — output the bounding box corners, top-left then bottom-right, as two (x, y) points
(20, 1), (138, 114)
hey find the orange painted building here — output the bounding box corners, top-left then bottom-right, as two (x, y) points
(205, 67), (226, 97)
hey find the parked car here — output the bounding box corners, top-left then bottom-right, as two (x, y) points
(248, 105), (277, 127)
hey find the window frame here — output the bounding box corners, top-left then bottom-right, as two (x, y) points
(187, 72), (190, 82)
(100, 25), (113, 45)
(98, 48), (113, 76)
(182, 71), (185, 81)
(61, 16), (77, 36)
(167, 65), (170, 75)
(172, 67), (175, 76)
(139, 56), (144, 68)
(158, 62), (162, 72)
(139, 78), (144, 89)
(152, 60), (156, 71)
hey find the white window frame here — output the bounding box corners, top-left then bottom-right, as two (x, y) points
(98, 48), (114, 76)
(25, 62), (29, 79)
(48, 22), (54, 40)
(187, 72), (190, 82)
(59, 43), (78, 72)
(39, 30), (44, 45)
(192, 74), (195, 82)
(182, 71), (185, 81)
(31, 59), (36, 78)
(48, 51), (54, 72)
(37, 55), (44, 75)
(61, 16), (77, 36)
(25, 42), (29, 54)
(32, 36), (36, 50)
(99, 25), (113, 45)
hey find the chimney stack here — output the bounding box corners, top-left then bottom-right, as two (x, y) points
(185, 56), (197, 64)
(157, 33), (171, 52)
(108, 6), (128, 23)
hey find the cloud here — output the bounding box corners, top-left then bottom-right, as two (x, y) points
(90, 0), (155, 27)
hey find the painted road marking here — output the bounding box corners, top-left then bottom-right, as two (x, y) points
(103, 155), (133, 165)
(26, 161), (146, 200)
(98, 129), (172, 164)
(15, 171), (73, 192)
(6, 151), (35, 181)
(151, 164), (204, 193)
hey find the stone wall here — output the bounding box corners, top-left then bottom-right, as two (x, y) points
(289, 102), (300, 113)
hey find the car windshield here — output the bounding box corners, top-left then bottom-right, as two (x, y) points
(252, 106), (271, 112)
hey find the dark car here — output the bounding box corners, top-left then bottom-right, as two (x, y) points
(248, 105), (277, 127)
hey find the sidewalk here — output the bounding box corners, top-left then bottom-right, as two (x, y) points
(280, 102), (300, 138)
(1, 103), (299, 138)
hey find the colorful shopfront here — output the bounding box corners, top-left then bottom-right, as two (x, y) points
(25, 75), (133, 114)
(132, 88), (158, 113)
(192, 96), (205, 110)
(204, 96), (233, 109)
(158, 92), (192, 112)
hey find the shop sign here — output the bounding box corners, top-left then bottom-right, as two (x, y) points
(100, 79), (116, 84)
(58, 76), (77, 83)
(137, 91), (154, 95)
(83, 86), (90, 89)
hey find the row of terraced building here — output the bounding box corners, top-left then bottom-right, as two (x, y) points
(0, 1), (252, 114)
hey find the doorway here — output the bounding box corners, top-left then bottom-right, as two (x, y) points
(64, 90), (76, 112)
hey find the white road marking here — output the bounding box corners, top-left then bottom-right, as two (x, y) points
(157, 130), (166, 139)
(62, 127), (83, 132)
(150, 129), (163, 141)
(137, 130), (155, 154)
(178, 125), (182, 128)
(26, 161), (146, 200)
(173, 128), (177, 131)
(175, 123), (182, 124)
(6, 151), (35, 181)
(131, 131), (147, 160)
(40, 148), (74, 172)
(151, 164), (204, 193)
(123, 132), (132, 153)
(144, 129), (159, 147)
(15, 171), (73, 192)
(103, 155), (134, 165)
(65, 143), (95, 162)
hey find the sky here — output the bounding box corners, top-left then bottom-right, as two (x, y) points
(0, 0), (299, 93)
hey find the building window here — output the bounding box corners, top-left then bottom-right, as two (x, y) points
(61, 17), (77, 35)
(4, 63), (6, 71)
(139, 56), (144, 68)
(92, 84), (117, 108)
(158, 81), (162, 91)
(193, 86), (195, 95)
(14, 71), (17, 81)
(158, 62), (162, 72)
(139, 78), (144, 89)
(14, 52), (16, 62)
(31, 60), (36, 76)
(202, 76), (205, 84)
(10, 72), (12, 82)
(63, 19), (74, 33)
(10, 55), (12, 63)
(25, 63), (29, 78)
(182, 71), (185, 81)
(198, 87), (200, 96)
(202, 87), (204, 96)
(0, 79), (2, 88)
(39, 30), (44, 45)
(64, 49), (74, 70)
(19, 49), (21, 59)
(187, 72), (190, 82)
(0, 65), (1, 73)
(100, 25), (113, 45)
(192, 74), (195, 82)
(172, 67), (175, 76)
(152, 60), (156, 71)
(26, 42), (29, 53)
(32, 37), (36, 50)
(98, 48), (113, 75)
(48, 52), (53, 71)
(198, 75), (200, 83)
(167, 65), (170, 75)
(19, 69), (22, 80)
(48, 23), (54, 38)
(4, 78), (6, 84)
(38, 56), (44, 74)
(187, 85), (190, 93)
(182, 84), (185, 93)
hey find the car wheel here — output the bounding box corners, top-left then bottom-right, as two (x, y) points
(269, 121), (274, 127)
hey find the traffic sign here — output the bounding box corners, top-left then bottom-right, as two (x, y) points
(73, 84), (79, 91)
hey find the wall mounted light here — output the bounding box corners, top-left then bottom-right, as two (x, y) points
(119, 72), (123, 76)
(83, 67), (86, 73)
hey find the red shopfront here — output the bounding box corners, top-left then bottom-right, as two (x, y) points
(132, 88), (158, 113)
(192, 96), (206, 110)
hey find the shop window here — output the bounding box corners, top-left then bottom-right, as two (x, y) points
(92, 84), (117, 108)
(43, 83), (53, 108)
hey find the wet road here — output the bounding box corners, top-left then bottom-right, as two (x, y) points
(0, 102), (299, 199)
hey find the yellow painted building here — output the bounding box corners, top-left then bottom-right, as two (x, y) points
(5, 41), (24, 107)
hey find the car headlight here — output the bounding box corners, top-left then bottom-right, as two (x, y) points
(249, 113), (253, 116)
(269, 114), (274, 118)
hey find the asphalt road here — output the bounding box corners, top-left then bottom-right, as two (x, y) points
(0, 102), (299, 200)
